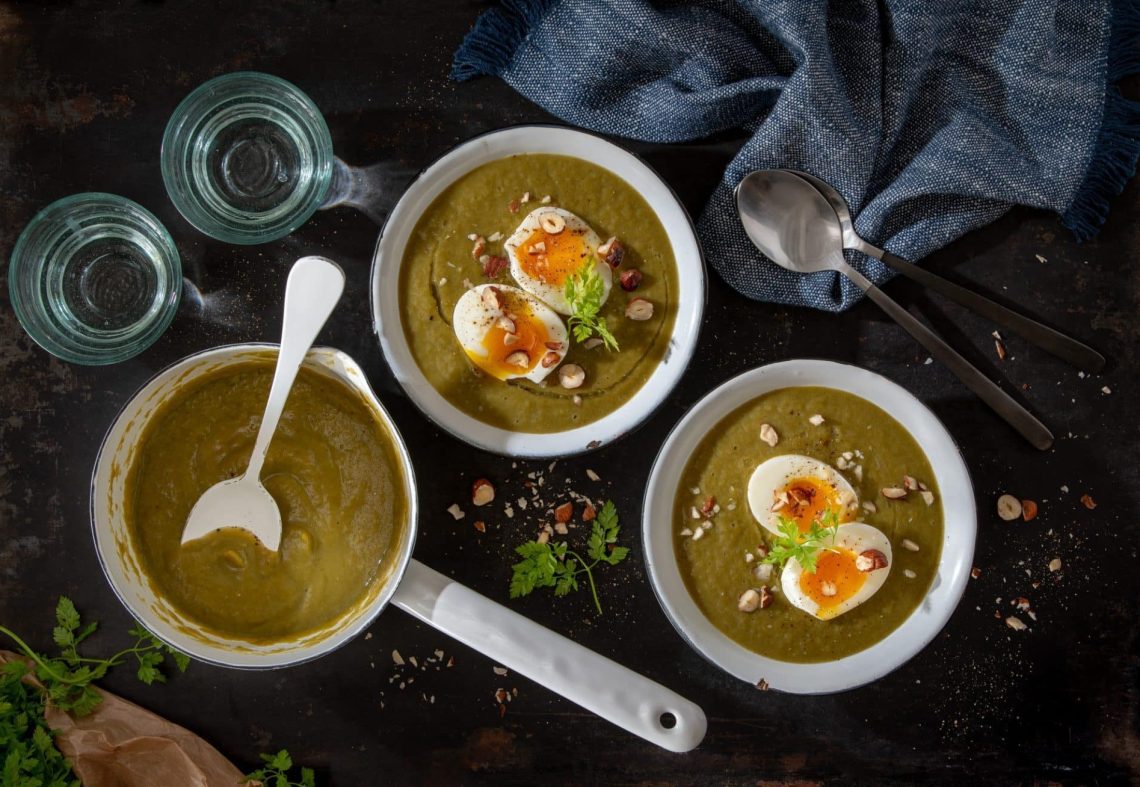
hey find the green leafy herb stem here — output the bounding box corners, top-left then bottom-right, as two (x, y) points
(245, 749), (316, 787)
(0, 596), (188, 717)
(564, 258), (620, 352)
(509, 500), (630, 614)
(762, 510), (840, 573)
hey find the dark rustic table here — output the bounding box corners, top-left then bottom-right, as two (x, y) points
(1, 2), (1137, 784)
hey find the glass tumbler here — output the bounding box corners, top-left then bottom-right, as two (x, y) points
(161, 72), (334, 245)
(8, 193), (182, 365)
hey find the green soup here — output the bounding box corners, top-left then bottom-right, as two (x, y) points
(674, 387), (944, 663)
(124, 359), (407, 643)
(398, 154), (678, 432)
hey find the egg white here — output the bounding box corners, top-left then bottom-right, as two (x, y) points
(504, 207), (611, 315)
(780, 523), (892, 621)
(747, 454), (859, 536)
(452, 283), (568, 383)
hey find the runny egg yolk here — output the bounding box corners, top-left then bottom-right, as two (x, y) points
(799, 548), (868, 618)
(468, 301), (552, 380)
(517, 227), (592, 287)
(776, 476), (851, 533)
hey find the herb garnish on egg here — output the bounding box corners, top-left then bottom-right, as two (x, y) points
(565, 257), (620, 351)
(762, 510), (840, 573)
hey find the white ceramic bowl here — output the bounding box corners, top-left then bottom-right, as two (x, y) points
(89, 344), (418, 668)
(370, 125), (705, 457)
(642, 360), (976, 693)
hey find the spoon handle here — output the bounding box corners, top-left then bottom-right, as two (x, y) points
(245, 257), (346, 480)
(874, 249), (1105, 372)
(841, 262), (1054, 450)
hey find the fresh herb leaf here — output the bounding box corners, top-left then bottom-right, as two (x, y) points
(762, 510), (840, 573)
(509, 500), (629, 614)
(245, 748), (317, 787)
(0, 597), (188, 718)
(564, 258), (620, 351)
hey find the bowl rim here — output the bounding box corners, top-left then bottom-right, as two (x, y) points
(641, 359), (977, 693)
(369, 123), (707, 458)
(88, 342), (419, 669)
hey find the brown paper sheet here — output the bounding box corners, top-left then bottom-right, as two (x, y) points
(2, 650), (246, 787)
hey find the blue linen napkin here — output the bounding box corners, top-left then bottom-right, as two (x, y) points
(453, 0), (1139, 311)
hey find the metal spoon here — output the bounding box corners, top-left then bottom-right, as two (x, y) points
(735, 169), (1054, 451)
(180, 256), (346, 550)
(785, 170), (1105, 372)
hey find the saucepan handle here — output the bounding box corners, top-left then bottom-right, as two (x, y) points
(390, 558), (707, 753)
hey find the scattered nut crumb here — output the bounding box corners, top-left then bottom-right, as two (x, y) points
(554, 502), (573, 523)
(392, 650), (405, 666)
(901, 538), (920, 552)
(1005, 616), (1027, 631)
(1080, 493), (1096, 510)
(1101, 385), (1111, 394)
(446, 503), (465, 520)
(473, 520), (486, 533)
(756, 678), (769, 691)
(971, 567), (981, 579)
(1048, 558), (1062, 572)
(1020, 499), (1038, 521)
(808, 414), (825, 426)
(586, 468), (601, 482)
(903, 569), (917, 579)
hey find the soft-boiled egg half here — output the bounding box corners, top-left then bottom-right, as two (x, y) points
(452, 284), (568, 382)
(747, 454), (859, 536)
(504, 207), (612, 315)
(781, 523), (892, 620)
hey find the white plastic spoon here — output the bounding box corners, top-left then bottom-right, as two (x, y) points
(180, 256), (345, 550)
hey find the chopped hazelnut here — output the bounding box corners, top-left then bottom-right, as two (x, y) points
(554, 502), (573, 523)
(1080, 493), (1097, 510)
(471, 235), (486, 259)
(901, 538), (920, 552)
(473, 520), (486, 533)
(507, 199), (520, 213)
(1005, 616), (1027, 631)
(496, 315), (517, 334)
(820, 581), (838, 597)
(619, 269), (643, 291)
(752, 563), (774, 583)
(625, 297), (654, 321)
(1021, 499), (1038, 521)
(582, 503), (597, 521)
(597, 237), (625, 268)
(920, 490), (935, 506)
(472, 479), (495, 507)
(881, 487), (907, 500)
(446, 503), (465, 520)
(808, 414), (825, 426)
(737, 589), (762, 612)
(482, 255), (508, 278)
(541, 351), (561, 368)
(1048, 557), (1062, 572)
(855, 549), (889, 572)
(558, 363), (585, 389)
(539, 213), (566, 234)
(505, 350), (530, 369)
(759, 423), (779, 447)
(996, 494), (1022, 520)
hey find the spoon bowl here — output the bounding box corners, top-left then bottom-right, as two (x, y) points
(734, 168), (1054, 450)
(735, 169), (847, 274)
(180, 255), (345, 550)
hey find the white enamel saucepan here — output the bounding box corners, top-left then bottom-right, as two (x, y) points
(91, 344), (706, 752)
(370, 125), (706, 458)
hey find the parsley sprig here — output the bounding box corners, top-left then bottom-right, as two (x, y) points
(0, 597), (188, 717)
(0, 597), (188, 785)
(245, 749), (316, 787)
(564, 258), (619, 351)
(762, 510), (840, 573)
(509, 501), (629, 614)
